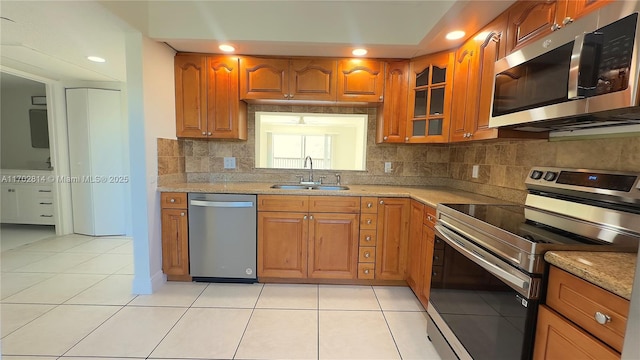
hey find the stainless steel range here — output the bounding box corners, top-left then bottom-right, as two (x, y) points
(428, 167), (640, 360)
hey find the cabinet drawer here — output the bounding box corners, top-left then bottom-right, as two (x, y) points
(358, 263), (375, 279)
(546, 266), (629, 353)
(359, 247), (376, 263)
(309, 196), (360, 213)
(161, 193), (187, 209)
(433, 249), (444, 266)
(258, 195), (308, 212)
(360, 214), (378, 229)
(359, 229), (377, 246)
(360, 197), (378, 213)
(424, 206), (437, 228)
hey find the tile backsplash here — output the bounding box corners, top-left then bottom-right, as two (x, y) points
(159, 104), (640, 204)
(180, 104), (451, 187)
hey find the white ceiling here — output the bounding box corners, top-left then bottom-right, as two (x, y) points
(1, 0), (515, 83)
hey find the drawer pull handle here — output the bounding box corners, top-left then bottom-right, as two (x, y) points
(595, 312), (611, 325)
(364, 269), (370, 274)
(364, 252), (370, 258)
(39, 202), (53, 205)
(427, 215), (433, 221)
(170, 198), (176, 203)
(40, 215), (53, 218)
(366, 219), (372, 225)
(367, 203), (373, 208)
(379, 200), (384, 205)
(365, 236), (371, 241)
(38, 190), (52, 193)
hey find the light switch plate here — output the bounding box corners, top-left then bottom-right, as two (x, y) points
(224, 157), (236, 169)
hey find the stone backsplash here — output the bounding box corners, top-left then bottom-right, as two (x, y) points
(180, 104), (452, 187)
(158, 104), (640, 204)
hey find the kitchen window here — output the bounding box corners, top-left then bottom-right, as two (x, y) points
(255, 112), (367, 171)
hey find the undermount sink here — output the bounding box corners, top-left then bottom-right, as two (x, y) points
(270, 184), (350, 191)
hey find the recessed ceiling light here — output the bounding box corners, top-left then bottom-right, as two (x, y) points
(219, 44), (235, 52)
(445, 31), (466, 40)
(352, 48), (368, 56)
(87, 56), (106, 63)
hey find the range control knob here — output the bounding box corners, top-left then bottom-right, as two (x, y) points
(530, 170), (544, 180)
(544, 171), (558, 181)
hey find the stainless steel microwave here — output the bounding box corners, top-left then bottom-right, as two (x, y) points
(490, 2), (640, 132)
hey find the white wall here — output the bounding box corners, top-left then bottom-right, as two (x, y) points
(0, 76), (50, 170)
(126, 32), (176, 294)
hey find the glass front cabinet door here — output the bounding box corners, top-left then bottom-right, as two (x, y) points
(406, 51), (454, 143)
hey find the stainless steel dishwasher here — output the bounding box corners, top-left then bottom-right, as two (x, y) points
(188, 193), (257, 282)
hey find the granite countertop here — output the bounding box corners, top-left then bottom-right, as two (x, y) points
(157, 182), (510, 208)
(545, 251), (637, 300)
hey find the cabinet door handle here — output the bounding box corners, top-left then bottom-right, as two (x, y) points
(284, 94), (289, 98)
(379, 200), (384, 205)
(367, 203), (373, 208)
(551, 23), (561, 31)
(39, 202), (53, 205)
(289, 94), (294, 98)
(202, 132), (206, 135)
(405, 137), (409, 142)
(309, 215), (314, 220)
(383, 136), (388, 141)
(594, 312), (611, 325)
(562, 17), (574, 25)
(180, 212), (185, 216)
(379, 95), (383, 101)
(304, 215), (308, 220)
(38, 190), (51, 193)
(40, 215), (53, 218)
(207, 132), (212, 136)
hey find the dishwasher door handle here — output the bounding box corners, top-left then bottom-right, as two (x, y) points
(190, 200), (254, 208)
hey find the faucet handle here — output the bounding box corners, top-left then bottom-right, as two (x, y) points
(335, 173), (341, 185)
(296, 175), (305, 183)
(318, 176), (326, 184)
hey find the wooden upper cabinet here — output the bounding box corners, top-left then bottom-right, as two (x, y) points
(506, 0), (560, 53)
(337, 59), (385, 102)
(406, 51), (453, 143)
(240, 57), (290, 100)
(175, 55), (207, 138)
(175, 54), (246, 140)
(505, 0), (611, 54)
(290, 59), (337, 101)
(377, 60), (409, 144)
(451, 14), (508, 142)
(206, 56), (247, 139)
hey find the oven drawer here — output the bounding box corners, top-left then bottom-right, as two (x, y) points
(546, 266), (629, 353)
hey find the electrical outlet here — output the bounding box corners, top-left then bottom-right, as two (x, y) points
(472, 164), (479, 179)
(384, 162), (393, 173)
(224, 157), (236, 169)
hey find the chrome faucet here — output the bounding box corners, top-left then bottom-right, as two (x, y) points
(303, 156), (314, 183)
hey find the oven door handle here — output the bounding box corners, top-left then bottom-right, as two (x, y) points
(435, 224), (531, 294)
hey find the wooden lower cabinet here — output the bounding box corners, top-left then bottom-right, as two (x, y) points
(308, 213), (359, 279)
(406, 200), (425, 290)
(161, 193), (190, 281)
(534, 305), (620, 360)
(375, 198), (410, 280)
(257, 195), (360, 280)
(258, 211), (308, 278)
(418, 225), (436, 306)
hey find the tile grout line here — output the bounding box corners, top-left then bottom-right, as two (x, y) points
(372, 286), (404, 360)
(144, 282), (209, 358)
(232, 282), (265, 360)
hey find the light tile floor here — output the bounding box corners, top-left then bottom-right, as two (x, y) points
(1, 231), (442, 360)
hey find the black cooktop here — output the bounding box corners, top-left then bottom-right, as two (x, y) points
(443, 203), (603, 246)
